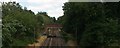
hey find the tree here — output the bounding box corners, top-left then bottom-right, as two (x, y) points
(37, 12), (48, 16)
(51, 17), (56, 23)
(2, 2), (37, 47)
(62, 2), (120, 48)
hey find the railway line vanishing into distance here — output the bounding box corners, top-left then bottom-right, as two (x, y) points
(40, 24), (67, 48)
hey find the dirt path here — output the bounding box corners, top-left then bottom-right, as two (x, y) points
(27, 36), (47, 48)
(67, 40), (78, 48)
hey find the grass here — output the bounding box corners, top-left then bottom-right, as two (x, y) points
(11, 37), (35, 46)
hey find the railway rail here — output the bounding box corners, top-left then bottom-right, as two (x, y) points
(40, 26), (66, 48)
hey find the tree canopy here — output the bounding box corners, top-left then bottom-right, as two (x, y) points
(59, 2), (120, 48)
(2, 2), (54, 47)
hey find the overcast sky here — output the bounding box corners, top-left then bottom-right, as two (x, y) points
(0, 0), (68, 18)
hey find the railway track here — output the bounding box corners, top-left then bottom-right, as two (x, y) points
(40, 38), (66, 48)
(40, 27), (67, 48)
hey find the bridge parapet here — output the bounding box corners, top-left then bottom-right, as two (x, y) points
(44, 24), (62, 34)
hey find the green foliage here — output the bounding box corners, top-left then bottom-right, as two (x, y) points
(2, 1), (63, 48)
(57, 16), (65, 24)
(37, 12), (48, 16)
(62, 2), (120, 48)
(60, 31), (74, 42)
(40, 15), (54, 24)
(50, 17), (56, 23)
(2, 2), (37, 47)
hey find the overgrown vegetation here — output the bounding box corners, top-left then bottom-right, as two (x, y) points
(58, 2), (120, 48)
(2, 2), (53, 48)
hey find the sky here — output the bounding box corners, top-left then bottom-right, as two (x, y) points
(0, 0), (68, 18)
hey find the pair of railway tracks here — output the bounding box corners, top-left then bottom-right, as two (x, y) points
(40, 28), (66, 48)
(40, 37), (66, 48)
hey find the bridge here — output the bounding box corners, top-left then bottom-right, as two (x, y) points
(40, 24), (66, 48)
